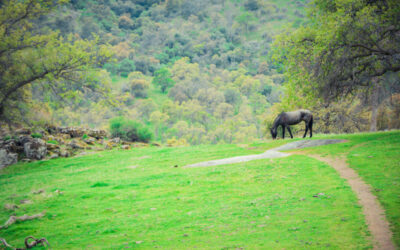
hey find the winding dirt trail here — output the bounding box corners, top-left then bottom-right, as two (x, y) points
(308, 155), (395, 250)
(184, 139), (396, 249)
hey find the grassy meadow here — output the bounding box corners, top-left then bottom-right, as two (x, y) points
(1, 131), (399, 249)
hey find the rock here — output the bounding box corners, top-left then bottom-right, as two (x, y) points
(59, 149), (70, 158)
(57, 133), (71, 140)
(32, 189), (45, 194)
(24, 138), (47, 160)
(46, 143), (60, 150)
(151, 142), (161, 147)
(4, 203), (19, 210)
(15, 128), (31, 135)
(20, 199), (32, 204)
(2, 139), (19, 153)
(84, 137), (96, 145)
(49, 153), (59, 159)
(88, 129), (107, 139)
(121, 145), (130, 150)
(67, 140), (87, 149)
(103, 142), (113, 150)
(60, 127), (85, 138)
(110, 137), (121, 144)
(0, 149), (18, 169)
(18, 135), (33, 146)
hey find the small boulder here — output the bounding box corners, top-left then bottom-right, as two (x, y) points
(2, 139), (19, 153)
(103, 142), (113, 150)
(24, 138), (47, 160)
(121, 145), (130, 150)
(84, 137), (96, 145)
(49, 153), (59, 159)
(110, 137), (121, 144)
(88, 129), (107, 139)
(18, 135), (33, 146)
(15, 128), (31, 135)
(60, 127), (85, 138)
(4, 203), (19, 211)
(67, 140), (87, 149)
(46, 143), (60, 151)
(59, 149), (70, 158)
(0, 149), (18, 169)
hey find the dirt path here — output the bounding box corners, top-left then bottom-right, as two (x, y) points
(184, 139), (396, 249)
(184, 139), (345, 168)
(308, 155), (395, 250)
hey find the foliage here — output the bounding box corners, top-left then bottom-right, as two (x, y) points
(82, 134), (88, 140)
(109, 116), (153, 142)
(152, 67), (175, 93)
(274, 0), (400, 101)
(31, 133), (43, 139)
(47, 140), (58, 145)
(0, 0), (113, 124)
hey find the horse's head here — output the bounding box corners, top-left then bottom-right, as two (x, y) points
(270, 128), (277, 140)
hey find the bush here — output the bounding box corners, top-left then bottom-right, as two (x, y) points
(47, 140), (59, 145)
(31, 133), (43, 139)
(109, 117), (153, 142)
(82, 134), (89, 140)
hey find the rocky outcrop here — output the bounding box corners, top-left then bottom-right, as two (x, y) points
(0, 125), (148, 169)
(24, 139), (47, 160)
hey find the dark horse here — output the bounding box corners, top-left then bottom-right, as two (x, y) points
(270, 109), (313, 139)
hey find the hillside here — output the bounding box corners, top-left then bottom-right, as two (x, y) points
(0, 131), (399, 248)
(18, 0), (309, 145)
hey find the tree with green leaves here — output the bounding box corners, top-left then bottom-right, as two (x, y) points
(274, 0), (400, 130)
(0, 0), (113, 124)
(152, 67), (175, 93)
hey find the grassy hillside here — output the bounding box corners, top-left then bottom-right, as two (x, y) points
(1, 131), (399, 249)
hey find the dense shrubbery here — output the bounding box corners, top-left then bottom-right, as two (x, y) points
(109, 117), (153, 142)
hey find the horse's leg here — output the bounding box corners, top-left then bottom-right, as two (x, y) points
(309, 119), (313, 138)
(282, 125), (285, 139)
(288, 126), (293, 139)
(303, 123), (309, 138)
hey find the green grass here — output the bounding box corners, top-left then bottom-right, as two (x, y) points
(1, 131), (399, 249)
(289, 130), (400, 247)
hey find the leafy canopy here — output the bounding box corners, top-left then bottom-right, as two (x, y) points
(274, 0), (400, 105)
(0, 0), (113, 123)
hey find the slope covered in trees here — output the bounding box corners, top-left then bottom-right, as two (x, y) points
(2, 0), (306, 144)
(2, 0), (398, 144)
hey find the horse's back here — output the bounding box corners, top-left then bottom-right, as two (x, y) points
(284, 109), (312, 125)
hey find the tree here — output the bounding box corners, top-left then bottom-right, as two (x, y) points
(0, 0), (112, 123)
(275, 0), (400, 130)
(152, 67), (175, 93)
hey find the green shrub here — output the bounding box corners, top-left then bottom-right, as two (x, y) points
(31, 133), (43, 139)
(109, 117), (153, 142)
(82, 134), (89, 140)
(3, 135), (11, 141)
(47, 140), (59, 145)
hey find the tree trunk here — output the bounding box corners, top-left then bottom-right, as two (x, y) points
(370, 78), (380, 131)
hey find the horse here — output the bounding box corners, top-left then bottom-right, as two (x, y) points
(270, 109), (313, 139)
